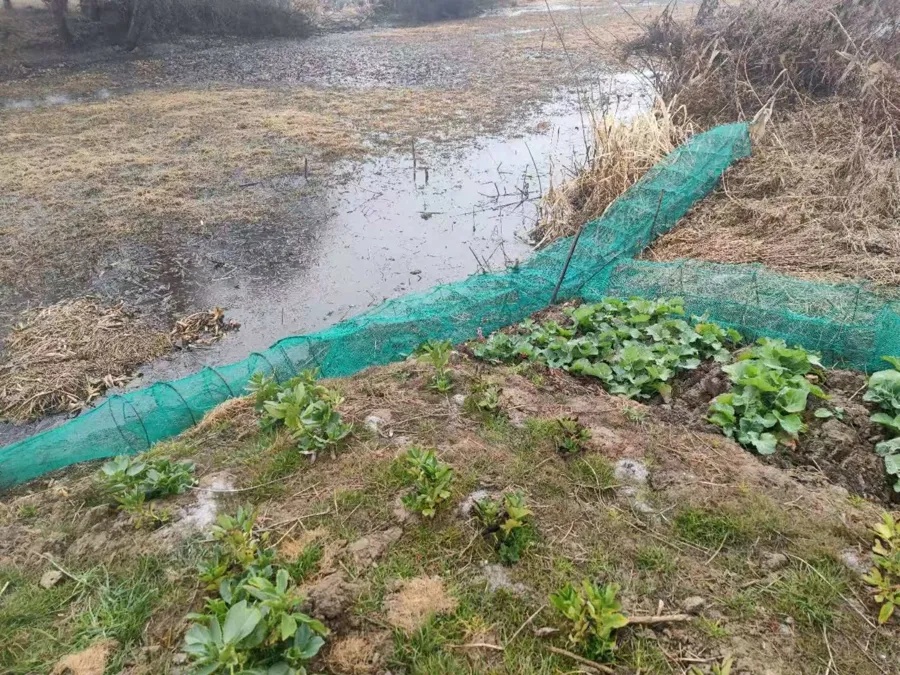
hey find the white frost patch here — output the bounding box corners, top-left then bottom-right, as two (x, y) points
(179, 473), (234, 530)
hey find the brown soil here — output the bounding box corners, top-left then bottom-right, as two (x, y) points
(646, 101), (900, 287)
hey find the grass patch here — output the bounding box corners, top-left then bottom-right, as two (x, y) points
(0, 557), (171, 674)
(674, 508), (747, 548)
(771, 557), (847, 628)
(634, 545), (676, 576)
(569, 455), (617, 492)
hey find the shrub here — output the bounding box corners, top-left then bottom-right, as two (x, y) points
(187, 506), (328, 673)
(709, 338), (826, 455)
(863, 512), (900, 624)
(385, 0), (495, 23)
(252, 369), (352, 458)
(98, 454), (195, 526)
(864, 357), (900, 492)
(473, 491), (534, 564)
(628, 0), (900, 135)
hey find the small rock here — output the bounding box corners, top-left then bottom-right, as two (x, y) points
(172, 652), (189, 665)
(779, 622), (793, 636)
(614, 458), (649, 485)
(840, 548), (870, 576)
(40, 569), (64, 589)
(77, 504), (111, 533)
(761, 552), (789, 572)
(480, 563), (529, 596)
(364, 415), (385, 433)
(681, 596), (706, 614)
(458, 489), (492, 518)
(451, 394), (466, 407)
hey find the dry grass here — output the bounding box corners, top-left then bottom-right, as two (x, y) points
(532, 98), (693, 246)
(633, 0), (900, 135)
(0, 300), (242, 421)
(0, 298), (170, 421)
(646, 101), (900, 286)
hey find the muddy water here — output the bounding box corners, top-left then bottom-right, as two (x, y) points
(134, 77), (650, 383)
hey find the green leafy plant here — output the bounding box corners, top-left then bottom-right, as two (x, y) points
(708, 338), (827, 455)
(465, 380), (502, 415)
(256, 370), (352, 457)
(864, 357), (900, 492)
(247, 372), (280, 413)
(418, 340), (454, 392)
(554, 417), (591, 454)
(473, 491), (535, 564)
(401, 447), (454, 517)
(187, 507), (327, 674)
(862, 512), (900, 624)
(471, 298), (741, 401)
(550, 580), (628, 661)
(98, 454), (195, 525)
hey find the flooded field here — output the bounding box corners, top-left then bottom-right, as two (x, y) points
(0, 0), (657, 441)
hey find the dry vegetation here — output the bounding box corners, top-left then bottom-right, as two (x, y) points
(537, 0), (900, 288)
(1, 354), (898, 673)
(532, 98), (693, 246)
(0, 299), (170, 421)
(648, 100), (900, 285)
(0, 301), (237, 421)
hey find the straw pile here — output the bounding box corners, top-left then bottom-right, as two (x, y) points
(0, 301), (241, 421)
(0, 299), (171, 421)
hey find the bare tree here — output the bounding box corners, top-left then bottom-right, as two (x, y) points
(3, 0), (13, 11)
(124, 0), (151, 51)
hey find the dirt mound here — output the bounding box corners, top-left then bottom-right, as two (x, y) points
(1, 354), (898, 673)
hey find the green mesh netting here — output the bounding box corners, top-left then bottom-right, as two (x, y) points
(2, 121), (899, 487)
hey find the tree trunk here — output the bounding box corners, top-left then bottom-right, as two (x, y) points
(3, 0), (13, 11)
(51, 0), (73, 45)
(124, 0), (149, 51)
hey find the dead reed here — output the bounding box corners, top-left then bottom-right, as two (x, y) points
(532, 98), (693, 246)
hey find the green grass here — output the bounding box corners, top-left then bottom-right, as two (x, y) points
(696, 617), (730, 640)
(284, 543), (322, 583)
(16, 503), (37, 519)
(0, 557), (171, 674)
(771, 557), (848, 628)
(674, 508), (747, 548)
(569, 455), (617, 492)
(634, 545), (677, 575)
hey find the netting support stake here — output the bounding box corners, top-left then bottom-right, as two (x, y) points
(549, 222), (586, 306)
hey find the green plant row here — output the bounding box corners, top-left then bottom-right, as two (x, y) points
(864, 357), (900, 492)
(708, 338), (827, 455)
(471, 298), (741, 401)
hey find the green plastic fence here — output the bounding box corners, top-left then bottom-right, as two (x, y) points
(2, 121), (899, 487)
